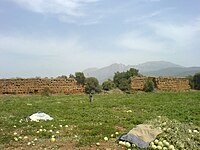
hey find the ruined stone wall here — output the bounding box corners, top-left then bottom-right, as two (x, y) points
(130, 76), (149, 90)
(131, 76), (190, 91)
(0, 78), (84, 95)
(155, 77), (190, 91)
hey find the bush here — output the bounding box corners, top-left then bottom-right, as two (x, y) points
(75, 72), (85, 85)
(102, 80), (115, 91)
(144, 80), (154, 92)
(113, 68), (139, 91)
(187, 75), (194, 89)
(118, 78), (131, 92)
(193, 73), (200, 90)
(85, 77), (101, 94)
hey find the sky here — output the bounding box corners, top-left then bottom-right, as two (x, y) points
(0, 0), (200, 78)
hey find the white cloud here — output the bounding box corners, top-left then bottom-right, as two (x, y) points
(118, 31), (166, 52)
(118, 19), (200, 53)
(151, 21), (200, 49)
(0, 34), (114, 77)
(0, 35), (83, 55)
(11, 0), (99, 17)
(124, 10), (161, 23)
(124, 7), (175, 24)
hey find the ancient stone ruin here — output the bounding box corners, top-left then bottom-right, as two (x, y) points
(131, 76), (190, 91)
(0, 76), (190, 95)
(0, 77), (84, 95)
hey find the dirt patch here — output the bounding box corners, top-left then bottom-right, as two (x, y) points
(114, 126), (126, 132)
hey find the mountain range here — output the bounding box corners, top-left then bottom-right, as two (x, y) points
(83, 61), (200, 83)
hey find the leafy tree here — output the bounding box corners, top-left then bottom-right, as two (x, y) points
(118, 78), (130, 91)
(125, 68), (139, 79)
(57, 75), (68, 79)
(113, 71), (126, 87)
(113, 68), (139, 91)
(102, 80), (115, 91)
(144, 80), (154, 92)
(75, 72), (85, 85)
(85, 77), (101, 94)
(69, 74), (75, 78)
(187, 75), (194, 89)
(193, 73), (200, 90)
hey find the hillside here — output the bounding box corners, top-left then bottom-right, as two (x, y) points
(83, 61), (190, 83)
(144, 67), (200, 77)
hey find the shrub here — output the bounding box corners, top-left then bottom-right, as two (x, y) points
(144, 80), (155, 92)
(75, 72), (85, 85)
(85, 77), (101, 94)
(102, 80), (115, 91)
(118, 78), (131, 91)
(193, 72), (200, 90)
(113, 68), (139, 91)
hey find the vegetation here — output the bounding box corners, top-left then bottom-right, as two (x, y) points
(85, 77), (101, 94)
(144, 80), (155, 92)
(75, 72), (86, 85)
(113, 68), (139, 91)
(193, 72), (200, 90)
(186, 73), (200, 90)
(187, 75), (194, 89)
(102, 80), (115, 91)
(69, 74), (75, 78)
(0, 92), (199, 149)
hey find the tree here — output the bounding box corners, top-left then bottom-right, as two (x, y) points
(75, 72), (85, 85)
(144, 80), (154, 92)
(113, 71), (126, 87)
(193, 73), (200, 90)
(102, 80), (115, 91)
(57, 75), (68, 79)
(69, 74), (75, 78)
(113, 68), (139, 91)
(187, 75), (194, 89)
(125, 68), (139, 79)
(118, 78), (130, 91)
(85, 77), (101, 94)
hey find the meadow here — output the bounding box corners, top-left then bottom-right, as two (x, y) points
(0, 91), (199, 149)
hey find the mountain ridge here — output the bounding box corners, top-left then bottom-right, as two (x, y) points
(83, 61), (200, 83)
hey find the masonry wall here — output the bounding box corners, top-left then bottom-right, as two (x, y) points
(155, 77), (190, 91)
(131, 76), (190, 91)
(0, 78), (84, 95)
(130, 76), (149, 91)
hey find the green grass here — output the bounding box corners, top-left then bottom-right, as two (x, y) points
(0, 91), (199, 149)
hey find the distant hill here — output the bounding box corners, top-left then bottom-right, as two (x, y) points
(83, 61), (195, 83)
(133, 61), (183, 73)
(144, 67), (200, 77)
(83, 63), (129, 83)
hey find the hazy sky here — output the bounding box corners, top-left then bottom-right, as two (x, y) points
(0, 0), (200, 78)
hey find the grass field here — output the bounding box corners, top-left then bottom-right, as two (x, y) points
(0, 91), (199, 149)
